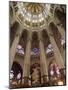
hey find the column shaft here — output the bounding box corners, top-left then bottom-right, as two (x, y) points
(9, 27), (22, 72)
(46, 28), (65, 69)
(38, 32), (48, 84)
(51, 17), (65, 64)
(23, 40), (31, 77)
(56, 25), (65, 64)
(23, 32), (32, 86)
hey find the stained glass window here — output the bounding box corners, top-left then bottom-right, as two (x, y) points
(46, 44), (53, 54)
(16, 45), (24, 55)
(31, 48), (39, 55)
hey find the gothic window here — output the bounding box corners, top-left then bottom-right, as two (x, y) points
(46, 44), (54, 57)
(16, 44), (24, 55)
(31, 48), (39, 55)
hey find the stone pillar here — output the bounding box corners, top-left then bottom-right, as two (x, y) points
(50, 19), (65, 64)
(49, 16), (65, 64)
(38, 31), (49, 85)
(45, 27), (65, 69)
(51, 7), (65, 57)
(22, 31), (32, 87)
(56, 24), (65, 65)
(43, 12), (65, 65)
(57, 25), (65, 39)
(9, 26), (23, 72)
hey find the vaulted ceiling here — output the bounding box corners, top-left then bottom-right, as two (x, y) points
(10, 2), (66, 57)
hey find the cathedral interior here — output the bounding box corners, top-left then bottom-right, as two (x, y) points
(9, 1), (66, 89)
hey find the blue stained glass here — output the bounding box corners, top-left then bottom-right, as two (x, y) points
(32, 48), (39, 53)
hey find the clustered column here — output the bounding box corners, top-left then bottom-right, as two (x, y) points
(52, 17), (65, 64)
(22, 31), (32, 86)
(56, 24), (65, 65)
(45, 27), (65, 69)
(38, 31), (49, 85)
(9, 26), (23, 72)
